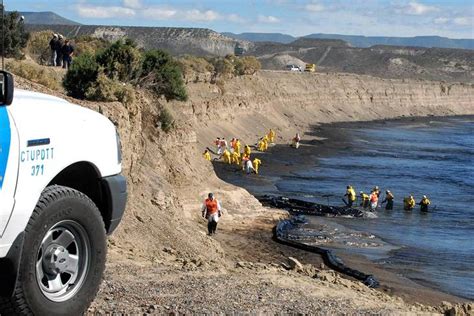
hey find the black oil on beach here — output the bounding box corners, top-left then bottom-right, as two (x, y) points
(214, 116), (474, 300)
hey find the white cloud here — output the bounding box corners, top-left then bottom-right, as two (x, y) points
(184, 9), (221, 22)
(227, 14), (246, 23)
(76, 5), (136, 18)
(142, 8), (177, 19)
(305, 2), (325, 12)
(403, 1), (439, 15)
(453, 17), (472, 26)
(123, 0), (142, 9)
(433, 17), (449, 25)
(257, 15), (280, 23)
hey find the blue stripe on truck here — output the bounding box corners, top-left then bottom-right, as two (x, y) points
(0, 107), (11, 190)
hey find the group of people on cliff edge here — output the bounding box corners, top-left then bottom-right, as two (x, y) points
(49, 33), (75, 69)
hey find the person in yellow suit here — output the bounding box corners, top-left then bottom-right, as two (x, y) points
(418, 195), (431, 212)
(403, 195), (416, 211)
(262, 135), (269, 151)
(253, 158), (262, 174)
(203, 149), (211, 161)
(234, 139), (241, 155)
(231, 151), (240, 165)
(244, 145), (251, 157)
(257, 139), (265, 151)
(344, 185), (356, 207)
(268, 129), (276, 143)
(359, 191), (370, 208)
(222, 149), (231, 164)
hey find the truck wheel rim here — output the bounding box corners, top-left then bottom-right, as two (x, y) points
(35, 220), (90, 302)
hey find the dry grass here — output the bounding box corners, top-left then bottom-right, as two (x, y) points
(6, 59), (62, 90)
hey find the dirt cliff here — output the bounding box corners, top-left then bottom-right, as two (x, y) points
(16, 71), (474, 313)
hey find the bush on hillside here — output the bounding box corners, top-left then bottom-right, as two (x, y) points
(63, 38), (187, 104)
(211, 57), (234, 77)
(96, 38), (141, 81)
(178, 55), (214, 75)
(140, 50), (188, 101)
(25, 30), (53, 65)
(74, 36), (109, 57)
(63, 53), (99, 99)
(157, 107), (174, 132)
(6, 60), (61, 90)
(0, 10), (29, 58)
(233, 56), (261, 75)
(85, 70), (135, 104)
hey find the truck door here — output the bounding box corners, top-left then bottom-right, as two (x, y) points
(0, 107), (19, 236)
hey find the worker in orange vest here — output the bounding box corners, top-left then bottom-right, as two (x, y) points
(369, 190), (378, 211)
(201, 193), (222, 235)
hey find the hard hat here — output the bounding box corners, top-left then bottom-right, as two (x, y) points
(374, 186), (379, 190)
(386, 190), (390, 193)
(360, 191), (363, 194)
(58, 34), (63, 39)
(423, 195), (427, 199)
(53, 33), (58, 37)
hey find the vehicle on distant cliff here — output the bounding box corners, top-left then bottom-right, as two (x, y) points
(305, 63), (316, 72)
(286, 64), (302, 71)
(0, 71), (127, 315)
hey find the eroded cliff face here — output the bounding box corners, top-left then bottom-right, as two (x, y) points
(109, 71), (474, 261)
(15, 72), (474, 263)
(172, 71), (474, 150)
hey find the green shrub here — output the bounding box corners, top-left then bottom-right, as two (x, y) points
(96, 39), (141, 81)
(211, 57), (234, 77)
(0, 10), (29, 58)
(63, 53), (99, 99)
(158, 107), (174, 132)
(6, 60), (61, 90)
(74, 36), (109, 57)
(25, 30), (53, 65)
(63, 38), (187, 104)
(85, 70), (135, 103)
(141, 49), (171, 77)
(140, 50), (187, 101)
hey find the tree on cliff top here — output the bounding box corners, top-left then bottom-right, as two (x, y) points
(0, 9), (29, 58)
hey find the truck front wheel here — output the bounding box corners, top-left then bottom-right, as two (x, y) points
(0, 185), (107, 315)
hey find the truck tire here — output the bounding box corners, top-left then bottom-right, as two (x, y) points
(0, 185), (107, 316)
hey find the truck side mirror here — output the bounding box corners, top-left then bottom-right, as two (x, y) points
(0, 71), (14, 106)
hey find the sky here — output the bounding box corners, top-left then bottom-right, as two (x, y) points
(8, 0), (474, 39)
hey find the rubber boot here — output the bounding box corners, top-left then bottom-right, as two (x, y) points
(208, 222), (213, 235)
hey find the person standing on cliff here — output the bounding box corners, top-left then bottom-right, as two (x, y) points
(55, 34), (64, 67)
(201, 193), (222, 235)
(49, 34), (58, 66)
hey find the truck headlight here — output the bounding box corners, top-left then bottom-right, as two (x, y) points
(116, 129), (122, 164)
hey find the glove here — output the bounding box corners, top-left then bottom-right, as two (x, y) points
(218, 210), (222, 217)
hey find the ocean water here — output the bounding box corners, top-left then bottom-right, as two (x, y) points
(274, 117), (474, 299)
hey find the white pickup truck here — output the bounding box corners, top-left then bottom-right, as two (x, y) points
(0, 71), (127, 315)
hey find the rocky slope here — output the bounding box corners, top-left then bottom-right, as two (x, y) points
(15, 71), (474, 313)
(25, 24), (250, 56)
(254, 42), (474, 83)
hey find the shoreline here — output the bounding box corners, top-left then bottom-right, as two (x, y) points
(213, 114), (473, 306)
